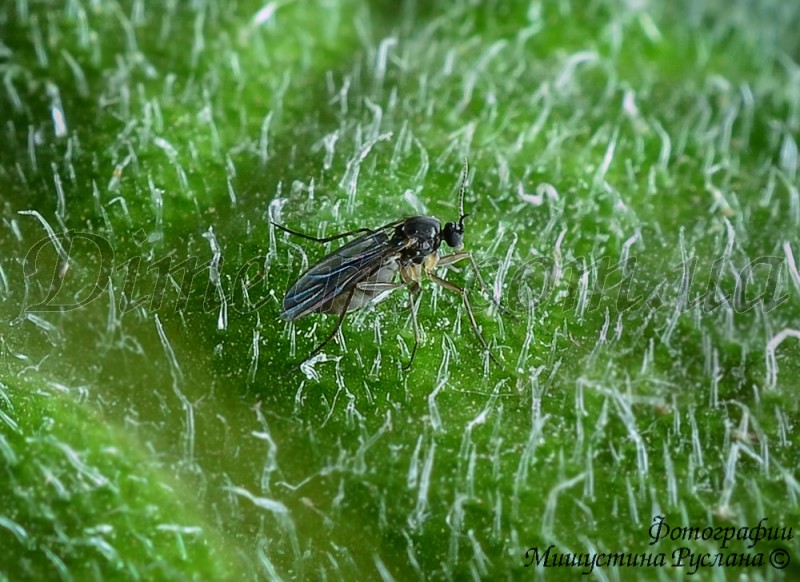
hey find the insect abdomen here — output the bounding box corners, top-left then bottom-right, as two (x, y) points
(321, 258), (399, 315)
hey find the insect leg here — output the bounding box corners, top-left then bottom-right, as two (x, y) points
(355, 280), (407, 311)
(271, 218), (403, 244)
(427, 272), (501, 366)
(403, 284), (423, 370)
(355, 279), (420, 368)
(271, 222), (376, 244)
(438, 251), (514, 318)
(355, 281), (405, 292)
(305, 284), (358, 360)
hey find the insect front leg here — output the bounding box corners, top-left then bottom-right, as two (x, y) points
(426, 272), (501, 366)
(438, 251), (513, 317)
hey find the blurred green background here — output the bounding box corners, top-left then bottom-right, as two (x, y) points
(1, 0), (799, 579)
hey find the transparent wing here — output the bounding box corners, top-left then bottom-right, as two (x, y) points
(281, 230), (401, 320)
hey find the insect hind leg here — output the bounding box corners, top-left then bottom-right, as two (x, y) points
(304, 285), (358, 361)
(271, 221), (376, 244)
(272, 218), (403, 244)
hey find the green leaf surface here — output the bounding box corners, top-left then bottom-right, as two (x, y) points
(1, 0), (799, 579)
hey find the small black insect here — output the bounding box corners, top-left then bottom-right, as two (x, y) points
(272, 161), (499, 367)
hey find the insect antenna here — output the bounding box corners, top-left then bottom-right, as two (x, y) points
(458, 158), (470, 228)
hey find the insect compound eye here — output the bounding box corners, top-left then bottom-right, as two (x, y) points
(443, 221), (464, 248)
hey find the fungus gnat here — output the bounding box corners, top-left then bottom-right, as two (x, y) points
(272, 161), (500, 368)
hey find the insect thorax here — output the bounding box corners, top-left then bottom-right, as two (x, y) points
(395, 216), (442, 266)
